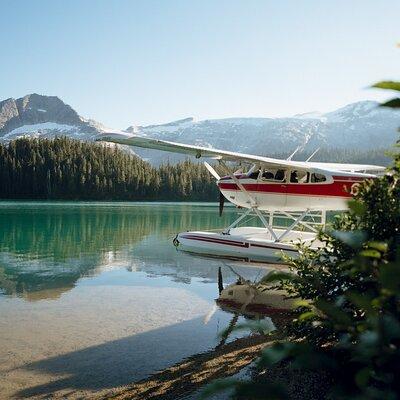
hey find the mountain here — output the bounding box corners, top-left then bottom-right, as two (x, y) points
(130, 101), (400, 164)
(0, 93), (124, 141)
(0, 94), (398, 165)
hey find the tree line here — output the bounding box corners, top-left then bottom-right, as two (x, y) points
(0, 137), (218, 200)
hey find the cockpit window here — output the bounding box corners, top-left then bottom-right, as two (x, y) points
(262, 171), (274, 180)
(260, 169), (286, 182)
(310, 173), (326, 183)
(274, 169), (286, 181)
(248, 170), (260, 179)
(290, 170), (309, 183)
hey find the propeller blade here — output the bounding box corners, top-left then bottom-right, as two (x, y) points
(218, 266), (224, 294)
(219, 192), (225, 217)
(204, 162), (220, 181)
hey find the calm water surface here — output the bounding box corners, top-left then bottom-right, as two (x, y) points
(0, 202), (276, 399)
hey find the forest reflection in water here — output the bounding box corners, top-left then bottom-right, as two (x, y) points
(0, 201), (266, 299)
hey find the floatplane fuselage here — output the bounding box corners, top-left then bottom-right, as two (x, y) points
(217, 168), (368, 211)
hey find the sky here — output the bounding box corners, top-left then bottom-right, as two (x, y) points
(0, 0), (399, 129)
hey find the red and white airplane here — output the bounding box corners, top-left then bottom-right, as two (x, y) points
(99, 134), (385, 262)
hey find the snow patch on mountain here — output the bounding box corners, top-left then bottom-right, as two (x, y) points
(2, 122), (93, 141)
(4, 122), (80, 139)
(324, 101), (379, 123)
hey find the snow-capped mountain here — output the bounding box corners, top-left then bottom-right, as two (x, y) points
(0, 94), (398, 165)
(0, 93), (125, 141)
(131, 101), (399, 164)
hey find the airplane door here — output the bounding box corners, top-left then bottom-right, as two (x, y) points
(256, 169), (287, 210)
(279, 181), (288, 210)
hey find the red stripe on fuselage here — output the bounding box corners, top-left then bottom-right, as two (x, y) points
(218, 179), (360, 197)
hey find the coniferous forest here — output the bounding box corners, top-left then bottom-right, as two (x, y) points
(0, 136), (391, 201)
(0, 137), (217, 200)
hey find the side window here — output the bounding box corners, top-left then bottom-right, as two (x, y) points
(310, 173), (326, 183)
(290, 170), (309, 184)
(262, 170), (275, 180)
(261, 169), (286, 182)
(248, 169), (260, 180)
(274, 169), (286, 182)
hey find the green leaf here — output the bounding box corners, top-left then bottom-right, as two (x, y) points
(315, 299), (353, 327)
(348, 199), (366, 215)
(199, 378), (237, 399)
(236, 382), (287, 399)
(293, 299), (312, 308)
(379, 262), (400, 291)
(367, 241), (388, 253)
(330, 230), (367, 249)
(298, 311), (317, 321)
(381, 98), (400, 108)
(258, 342), (295, 367)
(292, 348), (337, 370)
(346, 291), (376, 316)
(260, 270), (298, 284)
(381, 314), (400, 340)
(360, 249), (381, 259)
(355, 367), (371, 388)
(372, 81), (400, 91)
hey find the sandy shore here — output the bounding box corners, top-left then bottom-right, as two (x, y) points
(96, 334), (272, 400)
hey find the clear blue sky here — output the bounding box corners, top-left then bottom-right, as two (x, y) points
(0, 0), (399, 128)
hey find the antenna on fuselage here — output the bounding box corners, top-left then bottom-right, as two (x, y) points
(305, 147), (320, 162)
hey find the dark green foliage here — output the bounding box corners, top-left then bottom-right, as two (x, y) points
(0, 137), (218, 201)
(372, 81), (400, 108)
(262, 83), (400, 399)
(204, 82), (400, 399)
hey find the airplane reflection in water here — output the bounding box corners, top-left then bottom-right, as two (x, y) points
(204, 264), (294, 347)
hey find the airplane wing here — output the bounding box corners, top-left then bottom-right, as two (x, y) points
(97, 134), (385, 174)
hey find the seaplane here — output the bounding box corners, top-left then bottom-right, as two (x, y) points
(97, 134), (385, 262)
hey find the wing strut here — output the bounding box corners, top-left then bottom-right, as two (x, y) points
(203, 162), (220, 180)
(286, 146), (301, 161)
(305, 148), (320, 162)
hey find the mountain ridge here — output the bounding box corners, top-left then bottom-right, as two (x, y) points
(0, 94), (398, 164)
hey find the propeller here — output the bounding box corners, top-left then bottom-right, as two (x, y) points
(219, 192), (225, 217)
(218, 266), (224, 294)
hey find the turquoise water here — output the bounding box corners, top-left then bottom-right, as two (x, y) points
(0, 202), (276, 399)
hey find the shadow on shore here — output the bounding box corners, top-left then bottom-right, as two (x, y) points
(14, 314), (268, 399)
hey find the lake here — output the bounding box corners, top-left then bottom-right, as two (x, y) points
(0, 202), (278, 399)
